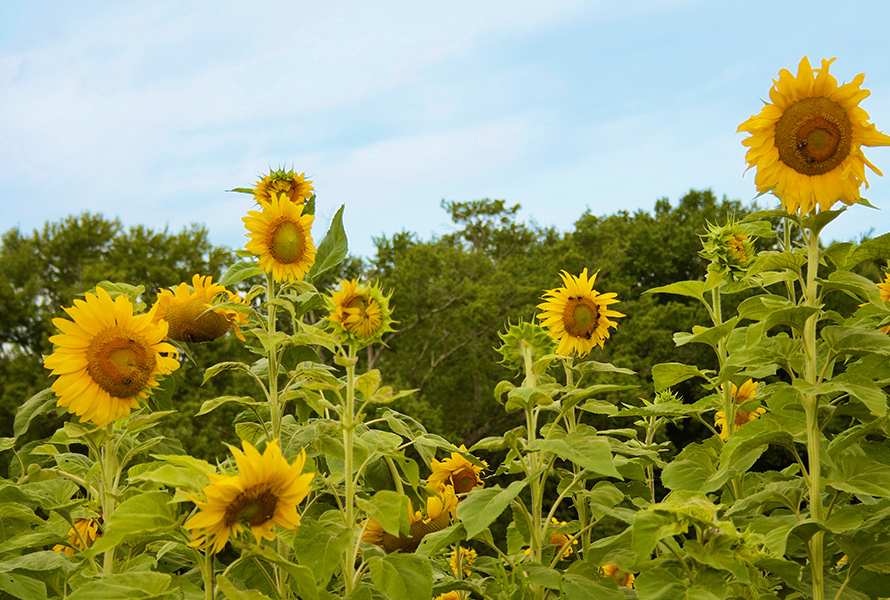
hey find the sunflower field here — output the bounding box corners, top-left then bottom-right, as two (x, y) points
(3, 56), (890, 600)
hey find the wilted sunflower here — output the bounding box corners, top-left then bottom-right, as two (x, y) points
(244, 192), (317, 283)
(327, 279), (393, 342)
(362, 486), (457, 553)
(186, 440), (314, 553)
(53, 516), (101, 557)
(152, 275), (248, 343)
(427, 445), (485, 495)
(601, 564), (635, 589)
(738, 56), (890, 214)
(43, 288), (180, 427)
(536, 268), (624, 357)
(450, 546), (477, 577)
(254, 168), (314, 205)
(715, 379), (767, 441)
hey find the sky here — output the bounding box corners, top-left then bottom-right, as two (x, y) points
(2, 0), (890, 259)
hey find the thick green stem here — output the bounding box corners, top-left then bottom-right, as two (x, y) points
(100, 425), (117, 574)
(204, 551), (214, 600)
(343, 346), (358, 595)
(803, 228), (824, 600)
(266, 273), (281, 441)
(522, 345), (545, 600)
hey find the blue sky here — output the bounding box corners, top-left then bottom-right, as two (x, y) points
(2, 0), (890, 258)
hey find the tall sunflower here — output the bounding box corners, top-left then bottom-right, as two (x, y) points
(43, 288), (180, 427)
(185, 440), (313, 554)
(327, 279), (393, 342)
(253, 168), (314, 205)
(536, 269), (624, 357)
(738, 57), (890, 214)
(362, 486), (457, 553)
(244, 192), (317, 283)
(715, 379), (767, 441)
(427, 445), (485, 495)
(152, 274), (248, 343)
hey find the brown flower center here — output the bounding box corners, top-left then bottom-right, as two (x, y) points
(86, 326), (156, 398)
(562, 297), (600, 338)
(774, 97), (852, 176)
(268, 219), (306, 264)
(164, 298), (231, 343)
(224, 487), (279, 528)
(451, 466), (478, 494)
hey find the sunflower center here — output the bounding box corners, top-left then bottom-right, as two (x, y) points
(345, 295), (383, 336)
(224, 487), (279, 528)
(86, 326), (156, 398)
(164, 298), (232, 343)
(774, 96), (852, 176)
(269, 219), (305, 264)
(563, 298), (600, 338)
(451, 466), (478, 494)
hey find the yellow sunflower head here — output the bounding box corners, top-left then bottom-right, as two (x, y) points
(715, 379), (765, 441)
(427, 445), (486, 495)
(327, 279), (394, 344)
(253, 168), (315, 206)
(536, 268), (625, 357)
(152, 274), (248, 343)
(244, 192), (317, 283)
(738, 56), (890, 214)
(878, 272), (890, 303)
(185, 439), (314, 553)
(435, 593), (462, 600)
(43, 287), (181, 427)
(601, 564), (635, 589)
(361, 486), (457, 553)
(450, 546), (477, 577)
(53, 515), (102, 557)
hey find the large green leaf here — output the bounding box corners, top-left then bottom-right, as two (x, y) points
(526, 434), (621, 478)
(219, 261), (262, 286)
(356, 490), (410, 537)
(828, 454), (890, 498)
(65, 572), (172, 600)
(83, 492), (178, 556)
(13, 389), (57, 440)
(368, 554), (432, 600)
(0, 572), (46, 600)
(290, 518), (350, 588)
(651, 363), (710, 393)
(457, 479), (528, 538)
(216, 575), (274, 600)
(306, 205), (347, 281)
(646, 280), (705, 302)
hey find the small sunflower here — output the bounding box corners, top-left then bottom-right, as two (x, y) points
(254, 168), (314, 205)
(738, 56), (890, 214)
(715, 380), (767, 441)
(244, 192), (317, 283)
(53, 516), (101, 557)
(495, 320), (555, 372)
(185, 440), (314, 554)
(361, 486), (457, 553)
(700, 219), (758, 281)
(450, 546), (477, 577)
(601, 564), (635, 589)
(427, 445), (486, 495)
(536, 268), (624, 357)
(435, 593), (462, 600)
(152, 275), (248, 343)
(43, 288), (180, 427)
(548, 518), (579, 559)
(327, 279), (394, 343)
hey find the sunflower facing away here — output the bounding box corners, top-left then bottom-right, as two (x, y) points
(362, 485), (457, 553)
(186, 440), (314, 553)
(715, 379), (767, 441)
(244, 192), (317, 283)
(43, 288), (180, 427)
(738, 56), (890, 214)
(328, 279), (393, 342)
(536, 268), (624, 357)
(253, 168), (315, 205)
(427, 445), (486, 495)
(601, 564), (635, 589)
(152, 274), (248, 343)
(53, 516), (101, 557)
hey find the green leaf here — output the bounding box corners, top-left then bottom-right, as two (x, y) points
(673, 318), (738, 351)
(415, 522), (468, 557)
(14, 389), (57, 440)
(457, 479), (528, 538)
(289, 518), (350, 588)
(749, 250), (807, 275)
(762, 306), (819, 334)
(195, 395), (264, 416)
(651, 363), (709, 392)
(368, 554), (432, 600)
(526, 434), (621, 478)
(821, 326), (890, 358)
(83, 492), (177, 556)
(522, 564), (561, 589)
(357, 490), (410, 537)
(203, 361), (252, 384)
(307, 205), (347, 281)
(646, 280), (705, 301)
(65, 572), (172, 600)
(0, 550), (74, 573)
(634, 564), (726, 600)
(660, 441), (718, 492)
(0, 572), (46, 600)
(216, 575), (274, 600)
(146, 374), (175, 412)
(127, 462), (210, 491)
(828, 454), (890, 497)
(220, 261), (261, 286)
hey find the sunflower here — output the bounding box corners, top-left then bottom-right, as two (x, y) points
(738, 57), (890, 214)
(361, 486), (457, 553)
(434, 593), (462, 600)
(152, 275), (248, 343)
(715, 379), (767, 441)
(548, 518), (579, 559)
(450, 546), (477, 577)
(327, 279), (394, 342)
(877, 273), (890, 333)
(536, 269), (624, 357)
(427, 445), (486, 495)
(253, 168), (314, 205)
(185, 440), (314, 553)
(244, 192), (317, 283)
(601, 564), (635, 589)
(53, 516), (101, 557)
(43, 288), (180, 427)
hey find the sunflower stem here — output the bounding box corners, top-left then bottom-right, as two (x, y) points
(522, 345), (546, 600)
(266, 272), (282, 441)
(203, 550), (214, 600)
(342, 344), (358, 595)
(100, 424), (117, 575)
(803, 226), (825, 600)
